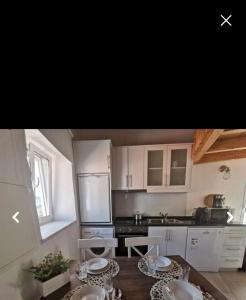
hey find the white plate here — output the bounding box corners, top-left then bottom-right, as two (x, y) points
(148, 256), (172, 272)
(155, 256), (172, 269)
(87, 258), (109, 271)
(71, 286), (109, 300)
(87, 264), (110, 275)
(163, 280), (203, 300)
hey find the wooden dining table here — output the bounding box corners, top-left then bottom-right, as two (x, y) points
(43, 256), (229, 300)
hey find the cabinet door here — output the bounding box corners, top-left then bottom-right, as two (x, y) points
(166, 227), (188, 259)
(73, 140), (111, 174)
(112, 147), (128, 190)
(128, 146), (144, 190)
(144, 145), (167, 192)
(0, 129), (27, 186)
(166, 144), (191, 192)
(148, 227), (167, 256)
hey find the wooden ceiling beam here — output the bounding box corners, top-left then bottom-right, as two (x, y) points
(207, 136), (246, 152)
(221, 129), (246, 139)
(192, 129), (224, 163)
(197, 149), (246, 164)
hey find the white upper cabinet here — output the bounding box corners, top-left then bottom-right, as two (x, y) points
(144, 144), (192, 192)
(112, 146), (128, 190)
(128, 146), (144, 190)
(112, 146), (144, 190)
(73, 140), (111, 174)
(166, 144), (192, 192)
(0, 129), (27, 186)
(144, 145), (167, 193)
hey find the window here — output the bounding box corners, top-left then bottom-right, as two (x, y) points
(28, 143), (53, 224)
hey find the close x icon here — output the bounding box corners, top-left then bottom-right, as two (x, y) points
(216, 8), (233, 32)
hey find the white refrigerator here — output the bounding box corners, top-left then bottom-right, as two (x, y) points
(78, 173), (112, 224)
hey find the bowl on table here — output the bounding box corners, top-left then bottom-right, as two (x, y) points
(147, 256), (172, 272)
(71, 285), (109, 300)
(162, 279), (203, 300)
(87, 258), (109, 274)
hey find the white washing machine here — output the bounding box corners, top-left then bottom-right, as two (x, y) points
(81, 227), (115, 259)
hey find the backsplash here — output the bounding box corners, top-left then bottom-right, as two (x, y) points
(113, 191), (187, 217)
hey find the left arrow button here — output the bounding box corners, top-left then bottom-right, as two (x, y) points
(12, 212), (20, 223)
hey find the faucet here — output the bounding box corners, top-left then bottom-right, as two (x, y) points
(159, 212), (168, 222)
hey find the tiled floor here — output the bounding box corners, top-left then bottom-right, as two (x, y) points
(201, 271), (246, 300)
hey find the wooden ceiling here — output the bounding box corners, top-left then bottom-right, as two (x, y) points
(192, 129), (246, 164)
(72, 129), (194, 146)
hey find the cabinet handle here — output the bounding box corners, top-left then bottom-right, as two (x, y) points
(169, 230), (172, 241)
(167, 230), (171, 241)
(107, 155), (110, 170)
(226, 248), (241, 251)
(165, 174), (168, 186)
(126, 175), (129, 188)
(130, 175), (132, 187)
(203, 231), (210, 234)
(225, 259), (239, 262)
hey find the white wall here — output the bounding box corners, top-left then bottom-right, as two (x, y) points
(114, 158), (246, 221)
(0, 129), (79, 300)
(186, 158), (246, 221)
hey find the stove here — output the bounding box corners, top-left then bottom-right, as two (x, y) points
(114, 218), (148, 256)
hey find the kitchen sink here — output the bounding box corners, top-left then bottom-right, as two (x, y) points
(147, 218), (183, 224)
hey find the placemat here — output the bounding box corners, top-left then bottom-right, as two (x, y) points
(150, 279), (216, 300)
(62, 259), (119, 300)
(138, 258), (183, 280)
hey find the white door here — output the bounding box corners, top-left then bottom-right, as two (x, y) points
(78, 174), (111, 223)
(186, 228), (224, 271)
(148, 227), (167, 256)
(73, 140), (111, 173)
(166, 227), (188, 258)
(144, 145), (167, 192)
(128, 146), (144, 190)
(112, 147), (128, 190)
(166, 144), (192, 192)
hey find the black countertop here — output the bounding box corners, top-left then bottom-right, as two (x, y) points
(80, 216), (246, 227)
(113, 216), (246, 227)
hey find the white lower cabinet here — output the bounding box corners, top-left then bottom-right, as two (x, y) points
(219, 226), (246, 269)
(148, 227), (187, 259)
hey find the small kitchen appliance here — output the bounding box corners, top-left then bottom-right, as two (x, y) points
(204, 194), (225, 208)
(194, 207), (229, 224)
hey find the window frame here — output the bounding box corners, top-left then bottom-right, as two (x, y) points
(29, 143), (53, 225)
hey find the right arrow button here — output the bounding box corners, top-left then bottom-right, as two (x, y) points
(227, 211), (233, 223)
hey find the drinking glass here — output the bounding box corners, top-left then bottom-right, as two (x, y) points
(181, 265), (190, 281)
(144, 255), (157, 275)
(77, 262), (88, 280)
(103, 274), (113, 293)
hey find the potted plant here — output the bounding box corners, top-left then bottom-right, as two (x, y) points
(27, 251), (71, 297)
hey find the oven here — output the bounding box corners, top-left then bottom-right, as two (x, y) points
(115, 225), (148, 257)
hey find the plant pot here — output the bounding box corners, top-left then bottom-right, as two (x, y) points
(36, 270), (70, 297)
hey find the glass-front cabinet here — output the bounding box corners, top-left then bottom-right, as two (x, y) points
(144, 144), (192, 192)
(166, 145), (192, 191)
(144, 145), (166, 192)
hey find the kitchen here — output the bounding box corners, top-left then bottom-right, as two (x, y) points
(0, 129), (246, 300)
